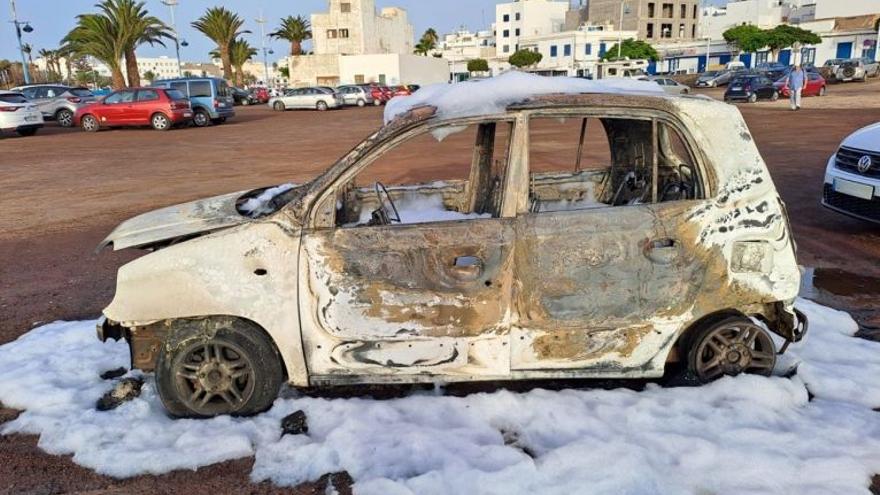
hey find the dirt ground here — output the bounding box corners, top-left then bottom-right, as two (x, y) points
(1, 79), (879, 493)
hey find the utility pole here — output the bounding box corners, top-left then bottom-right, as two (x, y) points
(256, 12), (270, 86)
(617, 1), (629, 59)
(161, 0), (182, 76)
(9, 0), (32, 84)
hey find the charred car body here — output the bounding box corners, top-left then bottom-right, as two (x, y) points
(97, 86), (807, 418)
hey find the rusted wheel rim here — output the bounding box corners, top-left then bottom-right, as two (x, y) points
(174, 340), (256, 415)
(695, 322), (775, 381)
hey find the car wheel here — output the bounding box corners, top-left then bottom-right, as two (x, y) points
(155, 319), (285, 418)
(241, 99), (250, 106)
(770, 91), (779, 101)
(316, 100), (328, 111)
(357, 98), (366, 107)
(193, 109), (210, 127)
(55, 108), (74, 128)
(273, 101), (285, 112)
(81, 114), (100, 132)
(819, 86), (827, 96)
(16, 127), (38, 137)
(151, 112), (171, 131)
(373, 99), (382, 106)
(748, 93), (758, 103)
(687, 316), (776, 383)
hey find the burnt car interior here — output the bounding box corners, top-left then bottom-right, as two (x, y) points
(527, 115), (702, 214)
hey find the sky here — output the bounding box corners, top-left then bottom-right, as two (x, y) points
(1, 0), (729, 63)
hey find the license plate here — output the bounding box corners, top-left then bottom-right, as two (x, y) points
(731, 86), (741, 90)
(834, 178), (874, 200)
(184, 112), (192, 117)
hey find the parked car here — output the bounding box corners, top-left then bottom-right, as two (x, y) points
(336, 85), (376, 107)
(250, 87), (270, 104)
(696, 70), (734, 88)
(368, 85), (392, 105)
(859, 57), (880, 78)
(724, 74), (779, 103)
(96, 85), (806, 418)
(151, 77), (234, 127)
(647, 76), (690, 95)
(822, 122), (880, 224)
(231, 87), (257, 106)
(269, 87), (343, 111)
(391, 85), (412, 97)
(0, 90), (44, 136)
(11, 84), (96, 127)
(774, 71), (827, 97)
(73, 87), (192, 132)
(824, 58), (871, 82)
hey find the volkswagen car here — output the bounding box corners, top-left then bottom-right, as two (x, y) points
(822, 122), (880, 224)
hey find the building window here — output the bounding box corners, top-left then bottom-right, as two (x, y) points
(679, 23), (685, 38)
(662, 3), (673, 18)
(503, 29), (510, 38)
(693, 5), (698, 19)
(680, 4), (686, 18)
(516, 13), (521, 21)
(515, 28), (520, 36)
(340, 2), (351, 13)
(327, 29), (337, 39)
(550, 45), (558, 57)
(503, 14), (510, 22)
(564, 44), (571, 56)
(756, 51), (769, 64)
(585, 43), (592, 55)
(599, 43), (606, 56)
(661, 23), (672, 38)
(691, 24), (696, 38)
(503, 45), (510, 53)
(648, 2), (655, 17)
(802, 47), (816, 65)
(339, 28), (349, 38)
(647, 23), (655, 38)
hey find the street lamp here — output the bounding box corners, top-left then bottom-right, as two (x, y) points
(617, 2), (630, 59)
(9, 0), (33, 84)
(161, 0), (183, 76)
(256, 13), (271, 86)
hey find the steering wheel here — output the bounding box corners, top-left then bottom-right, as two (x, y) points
(373, 182), (401, 225)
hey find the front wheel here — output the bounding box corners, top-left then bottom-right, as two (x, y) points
(770, 91), (779, 101)
(151, 112), (171, 131)
(56, 108), (74, 127)
(373, 98), (382, 106)
(192, 109), (210, 127)
(357, 98), (366, 107)
(819, 86), (827, 96)
(273, 101), (285, 112)
(748, 93), (758, 103)
(316, 100), (328, 111)
(81, 114), (100, 132)
(155, 319), (285, 418)
(687, 317), (777, 383)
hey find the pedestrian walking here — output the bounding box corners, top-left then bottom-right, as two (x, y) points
(787, 65), (806, 111)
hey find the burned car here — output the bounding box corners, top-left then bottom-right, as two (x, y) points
(97, 77), (806, 418)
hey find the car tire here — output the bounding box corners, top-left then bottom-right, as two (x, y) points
(193, 109), (210, 127)
(687, 316), (777, 383)
(155, 318), (285, 418)
(748, 93), (758, 103)
(373, 99), (382, 106)
(316, 101), (328, 111)
(770, 91), (779, 101)
(273, 101), (285, 112)
(16, 127), (38, 137)
(55, 108), (74, 128)
(151, 112), (171, 131)
(819, 86), (827, 96)
(357, 98), (366, 107)
(241, 99), (250, 106)
(81, 114), (100, 132)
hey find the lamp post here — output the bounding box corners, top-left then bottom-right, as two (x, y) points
(256, 13), (271, 86)
(9, 0), (33, 84)
(617, 1), (630, 59)
(161, 0), (184, 76)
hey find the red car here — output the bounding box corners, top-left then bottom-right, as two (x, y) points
(392, 85), (412, 97)
(251, 87), (270, 104)
(774, 71), (827, 98)
(74, 87), (193, 132)
(368, 85), (391, 105)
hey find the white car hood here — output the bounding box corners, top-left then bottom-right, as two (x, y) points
(98, 191), (250, 251)
(841, 122), (880, 152)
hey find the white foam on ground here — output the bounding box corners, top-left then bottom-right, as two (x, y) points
(384, 71), (665, 124)
(1, 298), (879, 494)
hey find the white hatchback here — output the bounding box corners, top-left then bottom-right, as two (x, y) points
(0, 91), (44, 136)
(822, 122), (880, 224)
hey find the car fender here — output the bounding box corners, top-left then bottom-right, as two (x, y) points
(103, 219), (309, 386)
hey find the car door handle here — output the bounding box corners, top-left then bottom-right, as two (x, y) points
(644, 238), (679, 265)
(452, 256), (483, 280)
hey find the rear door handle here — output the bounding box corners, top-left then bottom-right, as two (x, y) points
(645, 238), (679, 264)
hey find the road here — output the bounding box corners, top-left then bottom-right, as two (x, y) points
(0, 79), (878, 494)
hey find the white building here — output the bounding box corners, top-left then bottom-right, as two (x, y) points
(137, 56), (180, 82)
(494, 0), (569, 57)
(518, 24), (641, 77)
(434, 29), (497, 81)
(337, 53), (449, 85)
(699, 0), (789, 40)
(815, 0), (880, 20)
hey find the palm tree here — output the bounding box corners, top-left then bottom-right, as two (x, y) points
(38, 48), (58, 78)
(98, 0), (172, 87)
(192, 7), (249, 80)
(22, 43), (34, 67)
(414, 29), (438, 56)
(63, 14), (127, 88)
(423, 28), (439, 46)
(269, 15), (311, 56)
(211, 37), (256, 86)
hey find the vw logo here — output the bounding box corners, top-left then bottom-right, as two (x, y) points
(857, 155), (873, 174)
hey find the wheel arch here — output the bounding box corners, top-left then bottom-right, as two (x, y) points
(665, 308), (748, 364)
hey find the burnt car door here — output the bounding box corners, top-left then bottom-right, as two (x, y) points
(509, 112), (702, 376)
(298, 118), (519, 382)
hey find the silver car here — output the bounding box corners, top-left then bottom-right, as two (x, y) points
(336, 85), (376, 107)
(696, 70), (733, 88)
(269, 87), (343, 111)
(12, 84), (96, 127)
(648, 77), (691, 95)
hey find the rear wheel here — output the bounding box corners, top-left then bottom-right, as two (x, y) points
(687, 317), (776, 383)
(748, 93), (758, 103)
(81, 114), (100, 132)
(373, 98), (382, 106)
(357, 98), (366, 107)
(273, 101), (285, 112)
(770, 91), (779, 101)
(55, 108), (74, 128)
(316, 100), (328, 111)
(156, 319), (285, 418)
(192, 109), (210, 127)
(151, 112), (171, 131)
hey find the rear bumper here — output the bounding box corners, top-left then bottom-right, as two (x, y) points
(169, 109), (194, 123)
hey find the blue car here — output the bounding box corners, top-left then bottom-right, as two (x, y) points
(152, 77), (235, 127)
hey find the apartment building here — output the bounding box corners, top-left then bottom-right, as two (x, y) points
(588, 0), (701, 41)
(495, 0), (570, 56)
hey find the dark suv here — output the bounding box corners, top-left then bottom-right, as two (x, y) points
(724, 75), (779, 103)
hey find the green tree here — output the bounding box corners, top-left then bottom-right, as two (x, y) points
(723, 24), (767, 59)
(508, 49), (542, 68)
(99, 0), (172, 87)
(142, 69), (156, 82)
(269, 15), (311, 56)
(212, 37), (257, 86)
(414, 28), (438, 55)
(467, 58), (489, 73)
(63, 14), (127, 88)
(763, 25), (821, 62)
(600, 39), (659, 61)
(192, 7), (249, 80)
(278, 66), (290, 79)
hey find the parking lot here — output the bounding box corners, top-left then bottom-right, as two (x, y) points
(1, 78), (879, 493)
